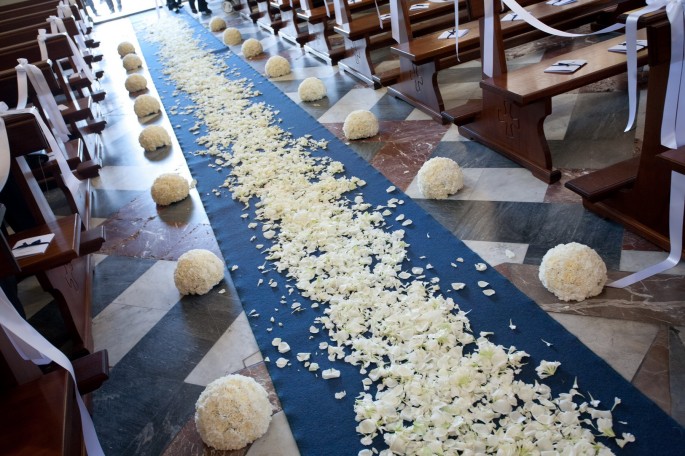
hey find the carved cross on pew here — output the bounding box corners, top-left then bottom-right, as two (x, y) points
(498, 100), (519, 138)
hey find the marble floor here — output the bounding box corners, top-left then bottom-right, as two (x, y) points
(17, 2), (685, 455)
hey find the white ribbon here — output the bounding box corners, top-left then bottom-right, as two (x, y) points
(0, 288), (105, 456)
(323, 0), (331, 18)
(0, 107), (11, 191)
(48, 15), (88, 54)
(57, 1), (74, 18)
(15, 59), (71, 143)
(37, 29), (94, 83)
(625, 0), (685, 148)
(608, 171), (685, 287)
(482, 0), (625, 76)
(374, 0), (385, 30)
(454, 0), (461, 59)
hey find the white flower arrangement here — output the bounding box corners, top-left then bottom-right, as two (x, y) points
(124, 74), (148, 93)
(145, 17), (632, 454)
(117, 41), (136, 57)
(264, 56), (291, 78)
(343, 110), (379, 140)
(150, 173), (190, 206)
(122, 53), (143, 71)
(209, 16), (227, 32)
(195, 375), (272, 450)
(298, 77), (327, 102)
(174, 249), (224, 295)
(223, 27), (242, 46)
(416, 157), (464, 199)
(539, 242), (607, 302)
(133, 94), (161, 118)
(241, 38), (263, 59)
(138, 125), (171, 152)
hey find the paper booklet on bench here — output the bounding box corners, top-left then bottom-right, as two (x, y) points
(546, 0), (577, 5)
(438, 29), (469, 40)
(544, 59), (587, 74)
(608, 40), (647, 54)
(502, 13), (523, 21)
(11, 233), (55, 259)
(409, 3), (430, 10)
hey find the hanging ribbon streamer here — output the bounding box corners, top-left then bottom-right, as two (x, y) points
(0, 111), (11, 191)
(453, 0), (461, 59)
(374, 0), (385, 30)
(323, 0), (331, 19)
(37, 29), (94, 83)
(48, 15), (89, 54)
(625, 0), (685, 148)
(482, 0), (625, 76)
(0, 288), (105, 456)
(155, 0), (161, 18)
(0, 106), (68, 166)
(14, 59), (71, 143)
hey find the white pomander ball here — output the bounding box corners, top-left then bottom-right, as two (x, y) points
(223, 27), (242, 46)
(122, 53), (143, 71)
(298, 77), (327, 102)
(209, 16), (227, 32)
(174, 249), (224, 295)
(264, 55), (291, 78)
(343, 110), (379, 140)
(117, 41), (136, 57)
(539, 242), (607, 302)
(138, 125), (171, 152)
(150, 173), (189, 206)
(241, 38), (263, 59)
(133, 94), (161, 118)
(195, 375), (272, 450)
(416, 157), (464, 199)
(124, 74), (148, 93)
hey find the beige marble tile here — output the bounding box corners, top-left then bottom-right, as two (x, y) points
(549, 313), (659, 381)
(244, 350), (264, 367)
(620, 251), (685, 275)
(18, 276), (53, 319)
(461, 240), (528, 267)
(246, 412), (300, 456)
(544, 93), (578, 140)
(269, 66), (337, 82)
(406, 109), (433, 121)
(184, 311), (261, 386)
(441, 124), (471, 141)
(317, 88), (387, 123)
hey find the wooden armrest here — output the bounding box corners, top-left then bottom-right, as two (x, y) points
(658, 147), (685, 175)
(565, 157), (640, 202)
(73, 350), (109, 394)
(79, 226), (105, 256)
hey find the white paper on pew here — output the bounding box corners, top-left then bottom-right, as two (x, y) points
(11, 233), (55, 259)
(502, 13), (523, 21)
(429, 0), (450, 2)
(438, 29), (469, 39)
(380, 13), (392, 21)
(544, 59), (587, 73)
(410, 3), (430, 10)
(546, 0), (576, 6)
(0, 288), (105, 456)
(608, 40), (647, 53)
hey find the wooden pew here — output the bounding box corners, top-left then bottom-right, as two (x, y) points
(236, 0), (264, 22)
(256, 0), (285, 34)
(456, 1), (647, 183)
(566, 17), (684, 255)
(388, 0), (622, 121)
(333, 0), (456, 87)
(274, 0), (312, 45)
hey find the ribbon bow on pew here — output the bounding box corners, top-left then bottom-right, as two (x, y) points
(37, 29), (94, 83)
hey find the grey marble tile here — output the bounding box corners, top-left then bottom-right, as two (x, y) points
(670, 328), (685, 426)
(91, 188), (147, 218)
(430, 141), (520, 168)
(370, 93), (416, 121)
(92, 255), (159, 316)
(246, 412), (300, 456)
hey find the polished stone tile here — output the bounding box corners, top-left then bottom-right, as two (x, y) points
(544, 93), (577, 141)
(620, 250), (685, 275)
(18, 275), (54, 319)
(550, 136), (636, 170)
(246, 412), (300, 456)
(550, 313), (659, 381)
(543, 169), (585, 204)
(462, 168), (549, 203)
(622, 229), (664, 252)
(461, 240), (528, 266)
(404, 168), (483, 201)
(429, 139), (520, 168)
(369, 93), (416, 121)
(317, 88), (387, 123)
(92, 255), (157, 316)
(91, 188), (147, 218)
(669, 328), (685, 426)
(632, 326), (671, 413)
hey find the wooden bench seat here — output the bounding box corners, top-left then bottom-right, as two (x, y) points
(273, 0), (313, 45)
(459, 29), (648, 183)
(334, 0), (456, 87)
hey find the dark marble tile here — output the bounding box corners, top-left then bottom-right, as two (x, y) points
(416, 200), (624, 269)
(622, 229), (664, 252)
(345, 141), (384, 163)
(162, 417), (251, 456)
(91, 188), (146, 219)
(670, 328), (685, 426)
(92, 256), (158, 316)
(550, 136), (637, 170)
(27, 300), (72, 353)
(437, 66), (483, 84)
(564, 92), (635, 140)
(632, 325), (671, 414)
(370, 93), (416, 121)
(430, 140), (520, 169)
(543, 169), (586, 204)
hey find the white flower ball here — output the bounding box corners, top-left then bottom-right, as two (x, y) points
(343, 110), (379, 140)
(195, 375), (272, 450)
(138, 125), (171, 152)
(223, 27), (242, 46)
(122, 53), (143, 71)
(416, 157), (464, 199)
(539, 242), (607, 302)
(209, 16), (227, 32)
(124, 74), (148, 93)
(298, 77), (327, 102)
(241, 38), (263, 59)
(150, 173), (189, 206)
(133, 95), (161, 118)
(117, 41), (136, 57)
(174, 249), (224, 295)
(264, 55), (291, 78)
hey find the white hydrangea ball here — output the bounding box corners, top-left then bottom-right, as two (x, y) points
(539, 242), (607, 302)
(241, 38), (263, 59)
(133, 94), (161, 118)
(223, 27), (242, 46)
(150, 173), (189, 206)
(174, 249), (224, 295)
(117, 41), (136, 57)
(124, 74), (148, 93)
(416, 157), (464, 199)
(264, 55), (291, 78)
(138, 125), (171, 152)
(122, 53), (143, 71)
(298, 77), (327, 102)
(209, 16), (227, 32)
(343, 110), (379, 140)
(195, 375), (272, 450)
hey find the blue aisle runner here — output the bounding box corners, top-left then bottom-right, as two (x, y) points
(133, 12), (684, 454)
